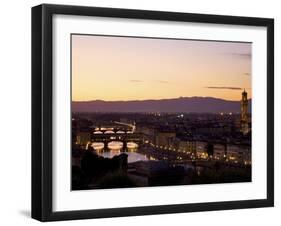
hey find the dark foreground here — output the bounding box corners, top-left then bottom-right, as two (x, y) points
(72, 148), (251, 190)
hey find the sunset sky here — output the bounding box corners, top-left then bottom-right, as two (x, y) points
(72, 34), (251, 101)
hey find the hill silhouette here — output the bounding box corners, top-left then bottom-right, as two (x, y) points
(72, 97), (251, 113)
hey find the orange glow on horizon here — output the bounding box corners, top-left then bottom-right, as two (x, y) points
(72, 35), (252, 102)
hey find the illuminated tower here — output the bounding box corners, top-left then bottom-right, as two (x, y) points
(241, 90), (249, 135)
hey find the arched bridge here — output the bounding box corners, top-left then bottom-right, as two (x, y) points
(91, 132), (143, 150)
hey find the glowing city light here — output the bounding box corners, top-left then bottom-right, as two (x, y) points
(108, 141), (123, 150)
(91, 142), (105, 150)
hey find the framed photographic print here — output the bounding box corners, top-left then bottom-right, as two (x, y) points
(32, 4), (274, 221)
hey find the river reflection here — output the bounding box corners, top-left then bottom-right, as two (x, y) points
(91, 141), (149, 163)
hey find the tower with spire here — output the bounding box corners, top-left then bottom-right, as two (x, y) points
(241, 89), (249, 135)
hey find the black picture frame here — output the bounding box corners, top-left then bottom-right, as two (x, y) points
(32, 3), (274, 222)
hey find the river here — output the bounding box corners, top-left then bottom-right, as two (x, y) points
(91, 141), (150, 163)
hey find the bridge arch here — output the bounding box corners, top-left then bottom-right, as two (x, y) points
(91, 142), (104, 150)
(104, 130), (115, 134)
(107, 141), (124, 150)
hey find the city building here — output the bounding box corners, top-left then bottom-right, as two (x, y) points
(136, 125), (156, 144)
(226, 143), (251, 164)
(76, 131), (91, 146)
(241, 90), (250, 135)
(195, 141), (208, 159)
(155, 130), (176, 149)
(213, 143), (226, 160)
(178, 138), (196, 154)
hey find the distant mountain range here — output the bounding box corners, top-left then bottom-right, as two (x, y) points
(72, 97), (251, 113)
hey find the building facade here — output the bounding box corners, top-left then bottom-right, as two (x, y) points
(241, 90), (249, 135)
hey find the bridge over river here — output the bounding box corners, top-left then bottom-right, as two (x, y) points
(91, 132), (143, 151)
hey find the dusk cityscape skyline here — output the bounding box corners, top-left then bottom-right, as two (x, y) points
(71, 34), (252, 190)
